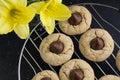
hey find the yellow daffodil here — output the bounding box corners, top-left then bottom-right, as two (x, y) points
(0, 0), (35, 39)
(29, 0), (71, 34)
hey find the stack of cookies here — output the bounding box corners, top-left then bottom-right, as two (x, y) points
(32, 5), (120, 80)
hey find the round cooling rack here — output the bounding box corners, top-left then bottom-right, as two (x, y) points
(18, 3), (120, 80)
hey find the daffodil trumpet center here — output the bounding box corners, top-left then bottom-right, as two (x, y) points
(10, 9), (21, 22)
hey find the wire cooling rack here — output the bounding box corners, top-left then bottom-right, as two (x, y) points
(18, 3), (120, 80)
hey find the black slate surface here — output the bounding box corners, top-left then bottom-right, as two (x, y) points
(0, 0), (120, 80)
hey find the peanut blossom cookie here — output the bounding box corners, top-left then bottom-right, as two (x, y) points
(79, 29), (114, 62)
(58, 5), (92, 35)
(99, 75), (120, 80)
(39, 33), (74, 66)
(59, 59), (94, 80)
(116, 49), (120, 71)
(32, 70), (59, 80)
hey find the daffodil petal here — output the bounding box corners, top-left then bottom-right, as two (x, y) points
(0, 18), (14, 34)
(29, 0), (52, 13)
(2, 0), (27, 7)
(0, 6), (9, 16)
(14, 24), (29, 39)
(40, 12), (55, 34)
(10, 6), (35, 24)
(11, 0), (27, 6)
(47, 0), (62, 3)
(40, 0), (52, 12)
(18, 0), (27, 6)
(28, 2), (45, 14)
(0, 0), (12, 9)
(28, 0), (63, 14)
(0, 0), (7, 7)
(54, 0), (62, 3)
(45, 2), (71, 20)
(22, 7), (35, 24)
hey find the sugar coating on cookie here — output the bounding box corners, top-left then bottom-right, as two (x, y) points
(116, 50), (120, 71)
(32, 70), (59, 80)
(58, 5), (92, 35)
(99, 75), (120, 80)
(79, 29), (114, 62)
(59, 59), (94, 80)
(39, 33), (74, 66)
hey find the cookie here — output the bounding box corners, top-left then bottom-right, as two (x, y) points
(59, 59), (94, 80)
(32, 70), (59, 80)
(99, 75), (120, 80)
(79, 29), (114, 62)
(58, 5), (92, 35)
(116, 49), (120, 71)
(39, 33), (74, 66)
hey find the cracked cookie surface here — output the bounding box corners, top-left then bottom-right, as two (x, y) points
(58, 5), (92, 35)
(79, 29), (114, 62)
(32, 70), (59, 80)
(59, 59), (94, 80)
(39, 33), (74, 66)
(99, 75), (120, 80)
(116, 50), (120, 71)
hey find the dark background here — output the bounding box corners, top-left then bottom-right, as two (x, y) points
(0, 0), (120, 80)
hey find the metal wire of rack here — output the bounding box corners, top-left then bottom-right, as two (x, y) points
(18, 3), (120, 80)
